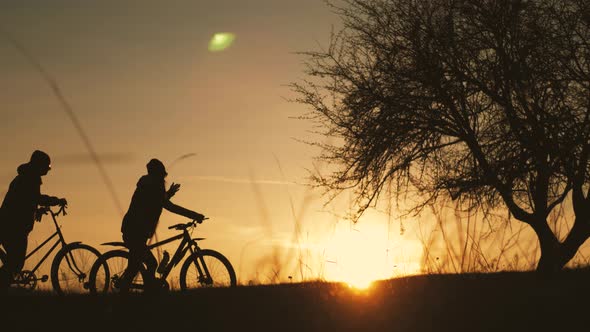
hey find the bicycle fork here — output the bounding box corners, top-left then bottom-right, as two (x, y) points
(63, 251), (87, 282)
(190, 247), (213, 285)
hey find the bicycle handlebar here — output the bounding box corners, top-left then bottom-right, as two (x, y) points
(36, 204), (67, 221)
(167, 217), (209, 231)
(54, 204), (67, 216)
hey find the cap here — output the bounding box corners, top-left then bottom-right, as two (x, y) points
(146, 158), (167, 176)
(30, 150), (51, 166)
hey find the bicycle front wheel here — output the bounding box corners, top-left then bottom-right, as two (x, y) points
(179, 249), (236, 289)
(51, 243), (101, 295)
(88, 249), (147, 294)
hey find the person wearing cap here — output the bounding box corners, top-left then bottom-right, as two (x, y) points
(0, 150), (67, 291)
(119, 158), (204, 293)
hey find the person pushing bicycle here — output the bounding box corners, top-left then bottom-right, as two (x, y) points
(0, 150), (67, 292)
(119, 158), (204, 293)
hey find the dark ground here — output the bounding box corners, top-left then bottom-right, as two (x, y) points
(3, 270), (590, 332)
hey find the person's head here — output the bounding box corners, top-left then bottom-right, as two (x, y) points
(29, 150), (51, 176)
(146, 158), (167, 179)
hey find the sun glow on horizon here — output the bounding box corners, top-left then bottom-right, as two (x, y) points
(319, 218), (424, 288)
(323, 223), (394, 288)
(346, 278), (375, 290)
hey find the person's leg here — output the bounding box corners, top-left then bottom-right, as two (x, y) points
(139, 243), (158, 292)
(0, 234), (28, 291)
(143, 249), (157, 280)
(120, 234), (144, 293)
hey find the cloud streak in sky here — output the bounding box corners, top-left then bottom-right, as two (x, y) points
(180, 175), (297, 186)
(54, 152), (136, 165)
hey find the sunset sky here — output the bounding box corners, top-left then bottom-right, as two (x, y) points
(0, 0), (456, 288)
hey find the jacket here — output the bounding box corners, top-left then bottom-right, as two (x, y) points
(121, 175), (166, 239)
(0, 163), (59, 235)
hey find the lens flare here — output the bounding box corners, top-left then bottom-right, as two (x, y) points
(208, 33), (236, 52)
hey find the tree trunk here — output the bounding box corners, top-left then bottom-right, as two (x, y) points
(557, 217), (590, 267)
(533, 217), (590, 273)
(535, 226), (561, 273)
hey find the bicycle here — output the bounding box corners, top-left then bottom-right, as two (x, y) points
(0, 205), (101, 294)
(87, 217), (236, 294)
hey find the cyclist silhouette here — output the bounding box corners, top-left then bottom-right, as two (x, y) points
(119, 158), (204, 293)
(0, 150), (67, 292)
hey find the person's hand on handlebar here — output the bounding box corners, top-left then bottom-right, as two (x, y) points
(49, 197), (67, 207)
(191, 211), (205, 223)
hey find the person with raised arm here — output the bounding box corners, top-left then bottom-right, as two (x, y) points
(119, 158), (204, 293)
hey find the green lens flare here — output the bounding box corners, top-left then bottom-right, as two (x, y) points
(208, 33), (236, 52)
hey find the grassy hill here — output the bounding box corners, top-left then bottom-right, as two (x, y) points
(4, 270), (590, 332)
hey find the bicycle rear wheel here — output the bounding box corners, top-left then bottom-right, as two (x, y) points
(179, 249), (236, 289)
(51, 243), (101, 295)
(88, 249), (147, 294)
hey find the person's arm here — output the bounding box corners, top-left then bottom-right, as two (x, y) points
(38, 194), (66, 206)
(163, 199), (204, 221)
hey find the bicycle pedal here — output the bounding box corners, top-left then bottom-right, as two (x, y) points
(41, 275), (49, 282)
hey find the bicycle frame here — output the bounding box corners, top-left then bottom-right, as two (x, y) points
(147, 227), (206, 281)
(14, 206), (76, 282)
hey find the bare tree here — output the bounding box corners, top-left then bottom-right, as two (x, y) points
(292, 0), (590, 272)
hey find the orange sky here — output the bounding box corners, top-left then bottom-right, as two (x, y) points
(0, 0), (422, 287)
(2, 0), (563, 289)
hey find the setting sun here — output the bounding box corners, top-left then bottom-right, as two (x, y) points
(323, 222), (393, 288)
